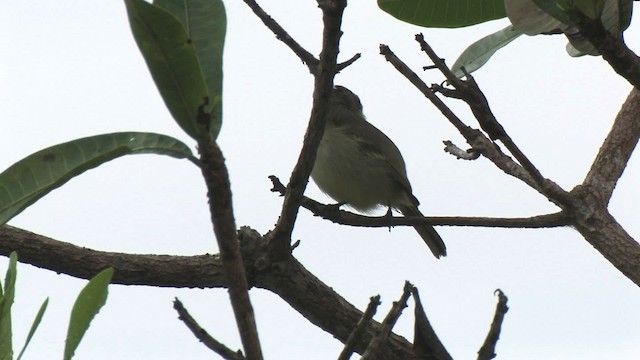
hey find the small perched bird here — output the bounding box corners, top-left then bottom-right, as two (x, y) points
(311, 85), (446, 258)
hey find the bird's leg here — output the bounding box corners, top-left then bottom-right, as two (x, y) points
(385, 206), (393, 232)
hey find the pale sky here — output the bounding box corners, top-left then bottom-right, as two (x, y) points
(1, 1), (639, 359)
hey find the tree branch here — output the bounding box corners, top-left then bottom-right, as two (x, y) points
(412, 286), (452, 360)
(566, 185), (640, 286)
(415, 34), (547, 190)
(241, 0), (319, 73)
(174, 298), (246, 360)
(0, 225), (419, 359)
(379, 42), (571, 209)
(382, 37), (640, 286)
(197, 135), (262, 360)
(0, 225), (227, 287)
(337, 295), (381, 360)
(583, 88), (640, 203)
(269, 0), (347, 259)
(569, 11), (640, 89)
(270, 175), (569, 229)
(360, 282), (413, 360)
(477, 290), (509, 360)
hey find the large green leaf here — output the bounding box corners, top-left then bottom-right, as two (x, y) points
(154, 0), (226, 139)
(0, 132), (196, 225)
(0, 252), (17, 360)
(125, 0), (213, 140)
(451, 25), (523, 77)
(378, 0), (506, 28)
(16, 297), (49, 360)
(63, 268), (113, 360)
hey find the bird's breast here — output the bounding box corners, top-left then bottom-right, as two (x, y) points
(311, 126), (400, 212)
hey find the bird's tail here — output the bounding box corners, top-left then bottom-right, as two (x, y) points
(399, 206), (447, 258)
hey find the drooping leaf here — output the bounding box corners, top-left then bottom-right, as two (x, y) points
(63, 268), (113, 360)
(0, 252), (18, 360)
(125, 0), (212, 140)
(451, 25), (523, 77)
(16, 297), (49, 360)
(0, 132), (196, 225)
(154, 0), (226, 138)
(378, 0), (506, 28)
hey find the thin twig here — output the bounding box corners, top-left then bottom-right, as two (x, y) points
(477, 290), (509, 360)
(381, 42), (571, 208)
(337, 295), (381, 360)
(198, 134), (263, 360)
(269, 0), (348, 259)
(337, 53), (362, 73)
(415, 34), (506, 141)
(270, 175), (569, 229)
(173, 298), (246, 360)
(415, 34), (549, 190)
(379, 44), (470, 136)
(242, 0), (319, 72)
(361, 282), (413, 360)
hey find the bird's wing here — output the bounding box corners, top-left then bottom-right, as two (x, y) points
(348, 118), (419, 206)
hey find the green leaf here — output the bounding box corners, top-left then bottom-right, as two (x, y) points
(125, 0), (212, 140)
(63, 268), (113, 360)
(530, 0), (576, 25)
(506, 0), (570, 35)
(378, 0), (506, 28)
(0, 252), (18, 360)
(617, 0), (633, 32)
(451, 25), (523, 77)
(16, 297), (49, 360)
(154, 0), (226, 139)
(0, 132), (196, 225)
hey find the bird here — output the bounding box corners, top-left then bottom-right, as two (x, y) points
(311, 85), (446, 258)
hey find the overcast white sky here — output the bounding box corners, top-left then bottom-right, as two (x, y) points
(1, 1), (639, 359)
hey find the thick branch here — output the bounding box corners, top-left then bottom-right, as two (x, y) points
(583, 88), (640, 203)
(255, 257), (416, 359)
(566, 186), (640, 286)
(0, 225), (226, 287)
(269, 0), (347, 259)
(0, 226), (418, 359)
